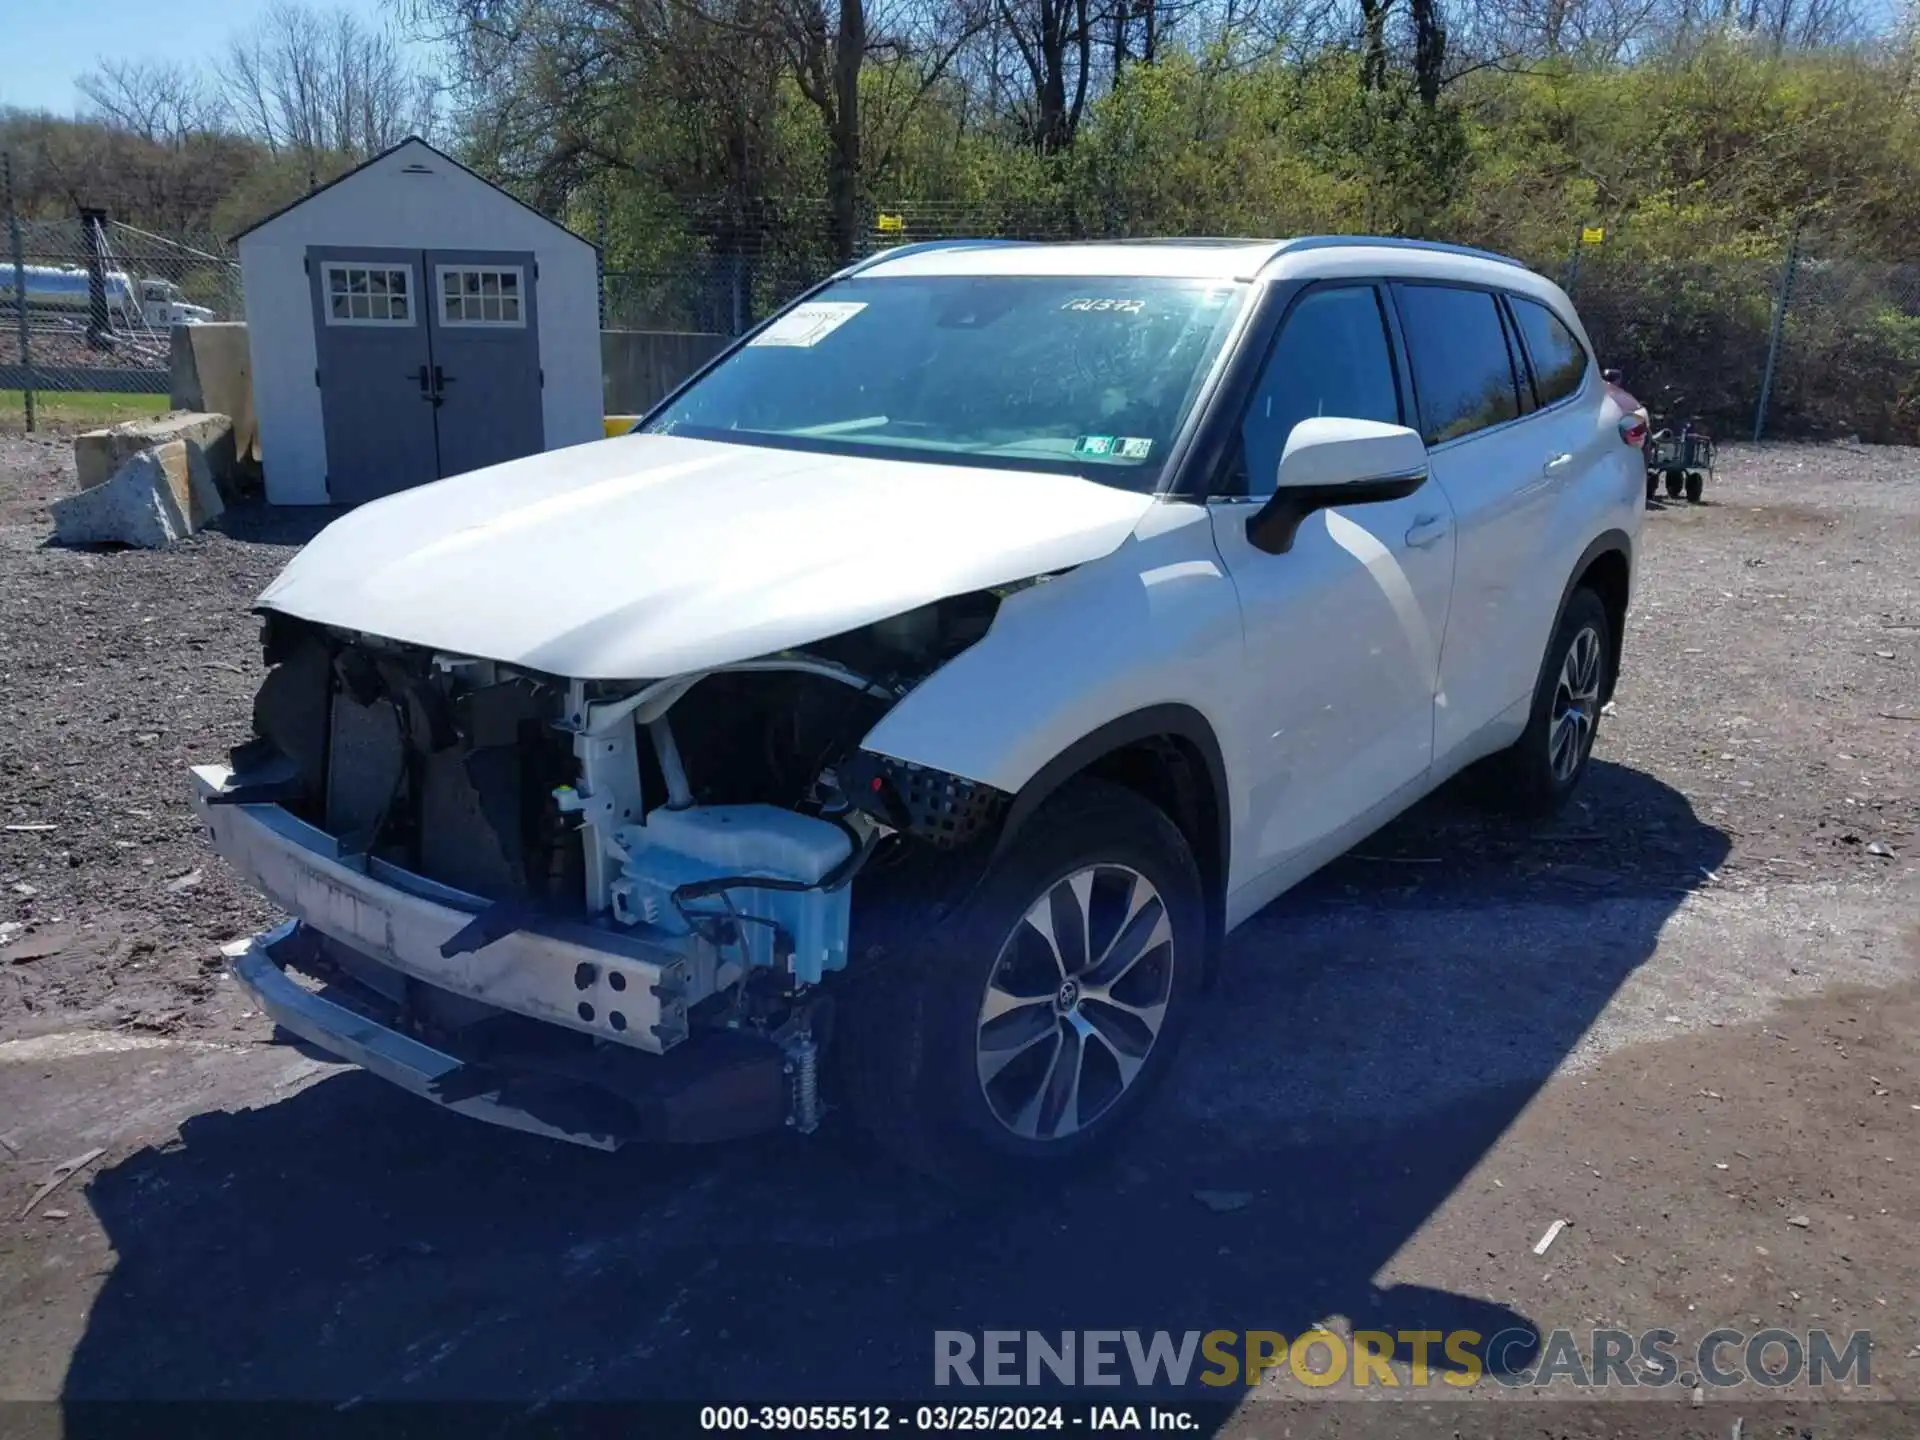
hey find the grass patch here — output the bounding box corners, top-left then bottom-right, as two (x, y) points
(0, 390), (170, 429)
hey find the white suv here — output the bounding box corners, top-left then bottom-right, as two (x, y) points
(192, 236), (1643, 1184)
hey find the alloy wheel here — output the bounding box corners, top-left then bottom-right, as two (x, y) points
(974, 864), (1175, 1141)
(1549, 625), (1604, 782)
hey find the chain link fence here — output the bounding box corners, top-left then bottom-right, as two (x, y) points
(9, 142), (1916, 444)
(1758, 248), (1920, 444)
(4, 152), (245, 426)
(1554, 240), (1785, 441)
(1555, 222), (1920, 446)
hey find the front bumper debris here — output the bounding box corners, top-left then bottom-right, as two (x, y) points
(191, 764), (694, 1052)
(225, 922), (788, 1148)
(227, 921), (619, 1148)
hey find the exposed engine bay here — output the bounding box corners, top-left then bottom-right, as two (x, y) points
(208, 594), (1015, 1136)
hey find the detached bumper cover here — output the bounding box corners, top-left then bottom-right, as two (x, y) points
(225, 922), (624, 1150)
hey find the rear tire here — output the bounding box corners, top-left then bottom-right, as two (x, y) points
(1484, 587), (1612, 818)
(838, 779), (1204, 1190)
(1685, 471), (1704, 503)
(1664, 470), (1685, 498)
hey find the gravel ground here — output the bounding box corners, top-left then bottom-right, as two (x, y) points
(0, 430), (336, 1041)
(0, 432), (1916, 1417)
(1334, 440), (1918, 893)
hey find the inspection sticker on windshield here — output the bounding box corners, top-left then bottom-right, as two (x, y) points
(750, 301), (867, 347)
(1076, 435), (1154, 460)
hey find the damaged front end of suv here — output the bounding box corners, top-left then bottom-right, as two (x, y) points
(193, 590), (1015, 1149)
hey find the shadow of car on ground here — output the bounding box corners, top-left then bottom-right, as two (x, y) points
(61, 759), (1727, 1412)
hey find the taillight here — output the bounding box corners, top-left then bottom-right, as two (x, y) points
(1619, 415), (1648, 447)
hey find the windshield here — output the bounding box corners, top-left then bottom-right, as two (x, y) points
(644, 275), (1248, 490)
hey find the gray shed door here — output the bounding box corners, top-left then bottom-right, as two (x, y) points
(426, 251), (544, 481)
(309, 248), (437, 505)
(309, 246), (546, 504)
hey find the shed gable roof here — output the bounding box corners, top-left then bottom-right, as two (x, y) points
(229, 137), (595, 252)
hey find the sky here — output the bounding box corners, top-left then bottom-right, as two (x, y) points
(0, 0), (419, 117)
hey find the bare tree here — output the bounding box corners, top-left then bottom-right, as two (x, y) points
(1358, 0), (1395, 83)
(993, 0), (1095, 150)
(1747, 0), (1867, 50)
(1410, 0), (1445, 101)
(1223, 0), (1347, 65)
(776, 0), (991, 258)
(76, 59), (223, 145)
(221, 2), (438, 179)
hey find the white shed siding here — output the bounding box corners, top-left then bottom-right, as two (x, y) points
(238, 141), (601, 505)
(238, 237), (326, 503)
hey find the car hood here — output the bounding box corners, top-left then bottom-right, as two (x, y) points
(257, 434), (1155, 678)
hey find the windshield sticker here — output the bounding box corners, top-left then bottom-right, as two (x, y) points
(1061, 297), (1145, 314)
(1117, 437), (1153, 459)
(749, 301), (868, 348)
(1074, 435), (1117, 457)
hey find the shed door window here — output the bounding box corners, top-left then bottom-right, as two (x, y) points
(323, 263), (413, 325)
(437, 266), (525, 326)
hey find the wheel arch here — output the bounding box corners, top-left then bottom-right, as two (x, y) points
(991, 703), (1231, 976)
(1558, 530), (1633, 703)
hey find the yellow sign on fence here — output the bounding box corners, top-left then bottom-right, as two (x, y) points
(877, 213), (906, 234)
(1581, 225), (1606, 245)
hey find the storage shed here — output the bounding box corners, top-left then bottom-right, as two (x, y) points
(236, 138), (602, 506)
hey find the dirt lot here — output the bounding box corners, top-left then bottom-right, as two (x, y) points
(0, 432), (1915, 1425)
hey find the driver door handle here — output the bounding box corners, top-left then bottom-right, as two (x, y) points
(1405, 513), (1451, 549)
(1543, 451), (1576, 477)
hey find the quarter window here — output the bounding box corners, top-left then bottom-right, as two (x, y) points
(1395, 284), (1522, 445)
(323, 263), (412, 325)
(437, 266), (525, 326)
(1233, 285), (1401, 497)
(1509, 295), (1589, 407)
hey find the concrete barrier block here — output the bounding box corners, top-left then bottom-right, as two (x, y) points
(51, 440), (224, 548)
(170, 324), (256, 466)
(74, 412), (236, 493)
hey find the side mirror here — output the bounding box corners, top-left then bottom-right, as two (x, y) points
(1603, 368), (1624, 385)
(1245, 417), (1429, 556)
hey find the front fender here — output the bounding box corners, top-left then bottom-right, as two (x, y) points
(859, 502), (1242, 803)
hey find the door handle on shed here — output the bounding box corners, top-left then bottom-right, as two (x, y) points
(1404, 514), (1450, 549)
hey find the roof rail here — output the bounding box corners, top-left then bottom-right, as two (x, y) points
(1265, 235), (1529, 271)
(840, 238), (1034, 276)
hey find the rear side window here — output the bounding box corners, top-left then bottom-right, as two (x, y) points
(1394, 285), (1522, 445)
(1233, 285), (1401, 497)
(1509, 296), (1589, 407)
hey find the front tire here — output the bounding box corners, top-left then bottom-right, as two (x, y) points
(1485, 587), (1612, 817)
(839, 779), (1204, 1189)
